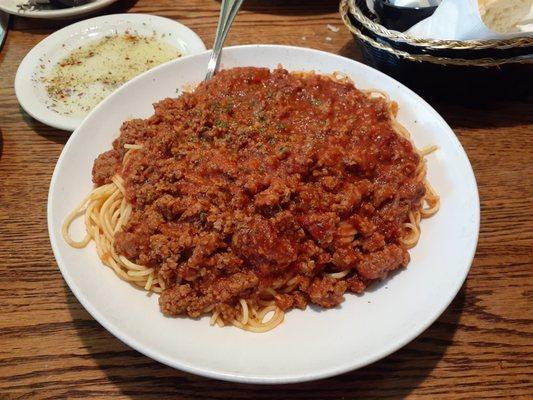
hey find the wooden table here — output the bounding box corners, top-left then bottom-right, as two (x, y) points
(1, 1), (532, 398)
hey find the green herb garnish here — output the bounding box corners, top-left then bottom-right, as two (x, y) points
(215, 119), (228, 128)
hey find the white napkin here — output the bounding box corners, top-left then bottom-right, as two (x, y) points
(405, 0), (533, 40)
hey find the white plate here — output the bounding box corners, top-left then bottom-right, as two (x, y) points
(15, 14), (206, 131)
(0, 0), (118, 19)
(0, 11), (8, 49)
(48, 45), (480, 384)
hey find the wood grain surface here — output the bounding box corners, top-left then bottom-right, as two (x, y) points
(0, 1), (532, 398)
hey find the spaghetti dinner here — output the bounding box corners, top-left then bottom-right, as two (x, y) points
(63, 67), (439, 332)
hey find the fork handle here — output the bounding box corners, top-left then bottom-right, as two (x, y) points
(205, 0), (244, 81)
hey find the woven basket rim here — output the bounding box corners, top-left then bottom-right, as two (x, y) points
(348, 0), (533, 50)
(340, 0), (533, 67)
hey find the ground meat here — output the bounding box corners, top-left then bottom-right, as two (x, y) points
(356, 244), (409, 280)
(92, 149), (120, 185)
(160, 271), (259, 318)
(232, 216), (297, 275)
(254, 180), (292, 207)
(275, 292), (307, 311)
(307, 277), (348, 308)
(92, 67), (426, 323)
(299, 212), (339, 246)
(114, 231), (145, 260)
(346, 275), (367, 293)
(112, 119), (151, 152)
(203, 271), (259, 304)
(159, 284), (195, 316)
(216, 303), (239, 322)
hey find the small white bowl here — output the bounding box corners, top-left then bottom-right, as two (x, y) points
(15, 13), (206, 131)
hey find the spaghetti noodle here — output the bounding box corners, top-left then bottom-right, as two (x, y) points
(63, 67), (439, 333)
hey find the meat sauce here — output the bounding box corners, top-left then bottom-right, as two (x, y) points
(92, 67), (424, 320)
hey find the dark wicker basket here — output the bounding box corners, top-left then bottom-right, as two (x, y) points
(340, 0), (533, 100)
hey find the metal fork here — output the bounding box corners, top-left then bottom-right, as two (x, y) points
(204, 0), (244, 81)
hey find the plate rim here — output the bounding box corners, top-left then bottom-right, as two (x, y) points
(14, 13), (206, 131)
(0, 0), (118, 19)
(47, 44), (480, 384)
